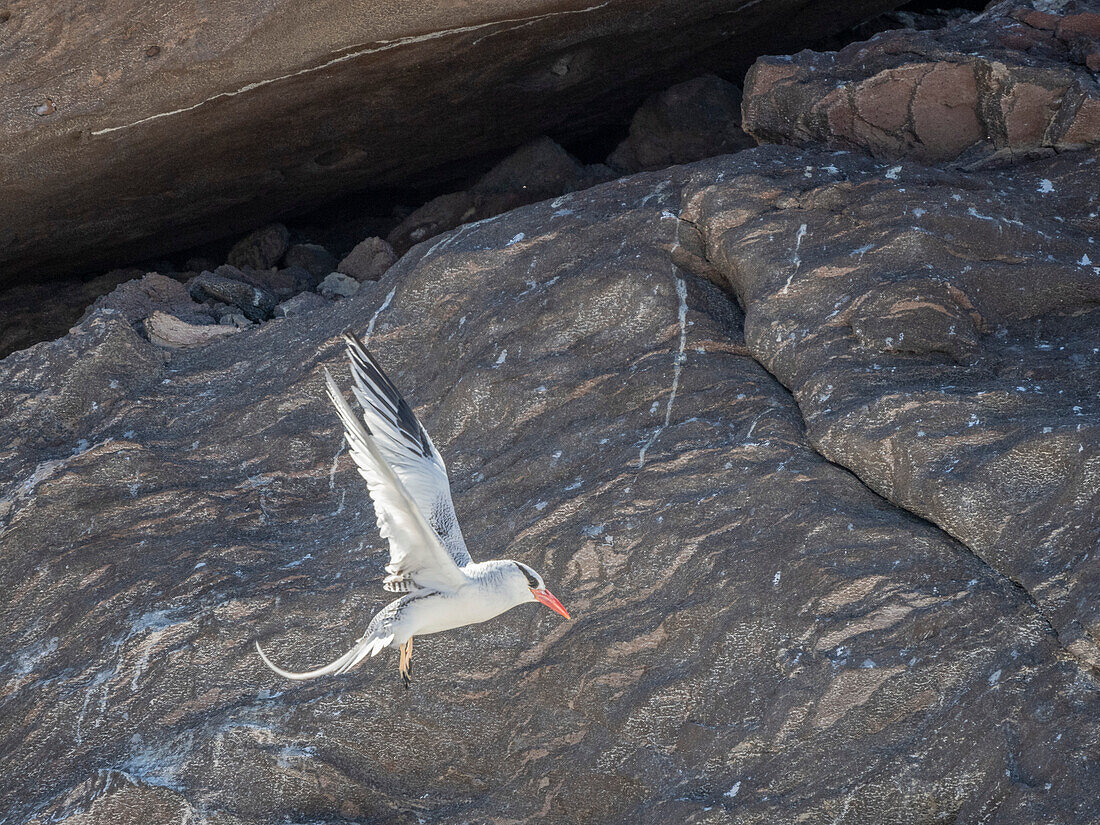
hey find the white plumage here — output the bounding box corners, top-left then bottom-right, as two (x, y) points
(256, 332), (569, 686)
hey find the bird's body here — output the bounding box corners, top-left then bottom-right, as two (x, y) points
(256, 333), (569, 686)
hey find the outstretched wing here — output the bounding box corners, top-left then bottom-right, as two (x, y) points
(324, 367), (468, 594)
(340, 333), (473, 576)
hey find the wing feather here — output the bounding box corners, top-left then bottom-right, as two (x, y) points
(340, 333), (473, 569)
(324, 368), (468, 593)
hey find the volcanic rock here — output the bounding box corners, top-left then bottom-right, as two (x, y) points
(144, 310), (242, 348)
(0, 268), (145, 359)
(274, 291), (328, 318)
(337, 237), (398, 282)
(284, 244), (338, 280)
(317, 271), (360, 300)
(680, 144), (1100, 668)
(742, 0), (1100, 163)
(607, 75), (756, 173)
(1, 146), (1097, 824)
(188, 271), (278, 323)
(226, 224), (290, 271)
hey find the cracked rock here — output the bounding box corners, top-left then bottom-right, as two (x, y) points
(742, 0), (1100, 163)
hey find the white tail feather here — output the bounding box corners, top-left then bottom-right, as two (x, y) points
(255, 633), (394, 681)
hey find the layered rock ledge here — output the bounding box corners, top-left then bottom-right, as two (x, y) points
(0, 0), (892, 284)
(2, 144), (1097, 824)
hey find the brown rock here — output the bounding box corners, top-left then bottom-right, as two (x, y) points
(742, 0), (1100, 163)
(0, 0), (898, 284)
(226, 224), (290, 271)
(1056, 11), (1100, 40)
(911, 62), (982, 159)
(336, 236), (397, 282)
(607, 75), (756, 173)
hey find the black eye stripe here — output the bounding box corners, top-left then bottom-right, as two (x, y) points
(515, 563), (539, 589)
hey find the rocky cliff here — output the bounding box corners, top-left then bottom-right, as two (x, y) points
(2, 1), (1099, 823)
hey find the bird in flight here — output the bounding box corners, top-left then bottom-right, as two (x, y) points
(256, 332), (570, 687)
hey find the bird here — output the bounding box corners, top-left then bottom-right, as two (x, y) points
(256, 331), (570, 687)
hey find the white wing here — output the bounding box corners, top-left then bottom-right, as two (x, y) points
(340, 333), (473, 575)
(324, 366), (468, 594)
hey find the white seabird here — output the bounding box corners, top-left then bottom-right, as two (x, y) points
(256, 332), (570, 687)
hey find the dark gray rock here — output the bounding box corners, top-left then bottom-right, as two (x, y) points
(284, 243), (338, 280)
(188, 271), (278, 323)
(1, 149), (1097, 825)
(680, 143), (1100, 669)
(608, 75), (756, 173)
(226, 224), (290, 271)
(317, 271), (360, 299)
(273, 291), (328, 318)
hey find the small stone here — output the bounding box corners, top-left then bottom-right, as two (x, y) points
(188, 271), (277, 322)
(337, 237), (397, 282)
(273, 291), (328, 318)
(317, 272), (360, 300)
(144, 311), (240, 347)
(219, 312), (252, 329)
(145, 45), (161, 58)
(285, 243), (338, 280)
(34, 99), (56, 117)
(226, 223), (289, 270)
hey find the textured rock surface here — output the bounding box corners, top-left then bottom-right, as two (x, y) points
(0, 0), (897, 284)
(743, 0), (1100, 164)
(608, 75), (756, 173)
(2, 147), (1098, 823)
(0, 269), (146, 359)
(680, 144), (1100, 669)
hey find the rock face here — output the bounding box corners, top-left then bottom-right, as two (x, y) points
(2, 145), (1098, 823)
(742, 0), (1100, 164)
(0, 0), (897, 284)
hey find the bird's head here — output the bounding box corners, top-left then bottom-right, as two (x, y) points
(510, 561), (570, 619)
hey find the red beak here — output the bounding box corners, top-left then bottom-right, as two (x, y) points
(531, 587), (570, 619)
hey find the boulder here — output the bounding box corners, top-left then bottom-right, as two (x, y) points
(317, 271), (361, 299)
(144, 310), (242, 347)
(0, 0), (902, 284)
(284, 243), (338, 280)
(226, 224), (290, 271)
(388, 137), (614, 253)
(1, 147), (1097, 824)
(188, 271), (278, 323)
(608, 75), (756, 173)
(337, 237), (398, 282)
(742, 0), (1100, 164)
